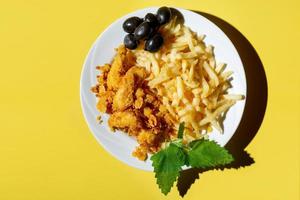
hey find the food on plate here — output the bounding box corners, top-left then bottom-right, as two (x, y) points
(133, 15), (244, 142)
(92, 7), (244, 161)
(122, 7), (172, 52)
(144, 13), (159, 28)
(144, 33), (164, 52)
(123, 16), (143, 33)
(124, 34), (138, 50)
(91, 45), (176, 160)
(156, 6), (172, 25)
(91, 6), (245, 195)
(134, 21), (152, 40)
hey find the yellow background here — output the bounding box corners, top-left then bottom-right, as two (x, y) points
(0, 0), (299, 199)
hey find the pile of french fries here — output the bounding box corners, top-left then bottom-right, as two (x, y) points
(133, 18), (244, 142)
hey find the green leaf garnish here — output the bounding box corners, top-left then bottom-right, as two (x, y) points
(151, 143), (186, 195)
(177, 122), (185, 139)
(172, 139), (183, 148)
(187, 139), (234, 168)
(151, 123), (234, 195)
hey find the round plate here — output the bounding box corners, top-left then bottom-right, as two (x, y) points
(80, 7), (247, 171)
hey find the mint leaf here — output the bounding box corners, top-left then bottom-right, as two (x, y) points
(151, 143), (186, 195)
(172, 139), (183, 148)
(187, 139), (234, 168)
(177, 122), (185, 139)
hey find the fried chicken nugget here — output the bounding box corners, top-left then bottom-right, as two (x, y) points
(108, 111), (141, 135)
(112, 66), (147, 111)
(106, 45), (135, 90)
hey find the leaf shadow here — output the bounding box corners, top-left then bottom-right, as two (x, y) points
(176, 10), (268, 197)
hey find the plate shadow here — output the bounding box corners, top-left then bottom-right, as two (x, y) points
(176, 11), (268, 197)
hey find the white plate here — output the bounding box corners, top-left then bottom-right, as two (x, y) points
(80, 7), (247, 171)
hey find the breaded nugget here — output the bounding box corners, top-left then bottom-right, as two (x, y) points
(107, 45), (135, 90)
(108, 111), (141, 135)
(112, 66), (147, 111)
(137, 129), (156, 145)
(97, 97), (107, 113)
(132, 145), (148, 161)
(92, 45), (177, 161)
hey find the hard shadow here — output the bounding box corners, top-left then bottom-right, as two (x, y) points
(176, 11), (268, 197)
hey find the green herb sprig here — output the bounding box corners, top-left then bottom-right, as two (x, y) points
(150, 122), (234, 195)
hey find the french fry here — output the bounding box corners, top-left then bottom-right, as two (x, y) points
(192, 88), (202, 95)
(176, 76), (184, 99)
(201, 77), (210, 97)
(223, 94), (245, 100)
(192, 97), (200, 107)
(216, 63), (226, 74)
(150, 53), (160, 76)
(131, 17), (243, 138)
(203, 61), (219, 86)
(221, 71), (233, 80)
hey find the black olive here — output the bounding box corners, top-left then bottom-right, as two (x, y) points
(122, 17), (142, 33)
(146, 26), (156, 40)
(144, 13), (159, 28)
(145, 33), (164, 52)
(156, 6), (171, 25)
(134, 21), (151, 40)
(124, 34), (138, 49)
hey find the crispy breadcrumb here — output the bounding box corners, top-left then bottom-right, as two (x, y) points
(92, 45), (176, 161)
(112, 66), (147, 111)
(106, 45), (135, 90)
